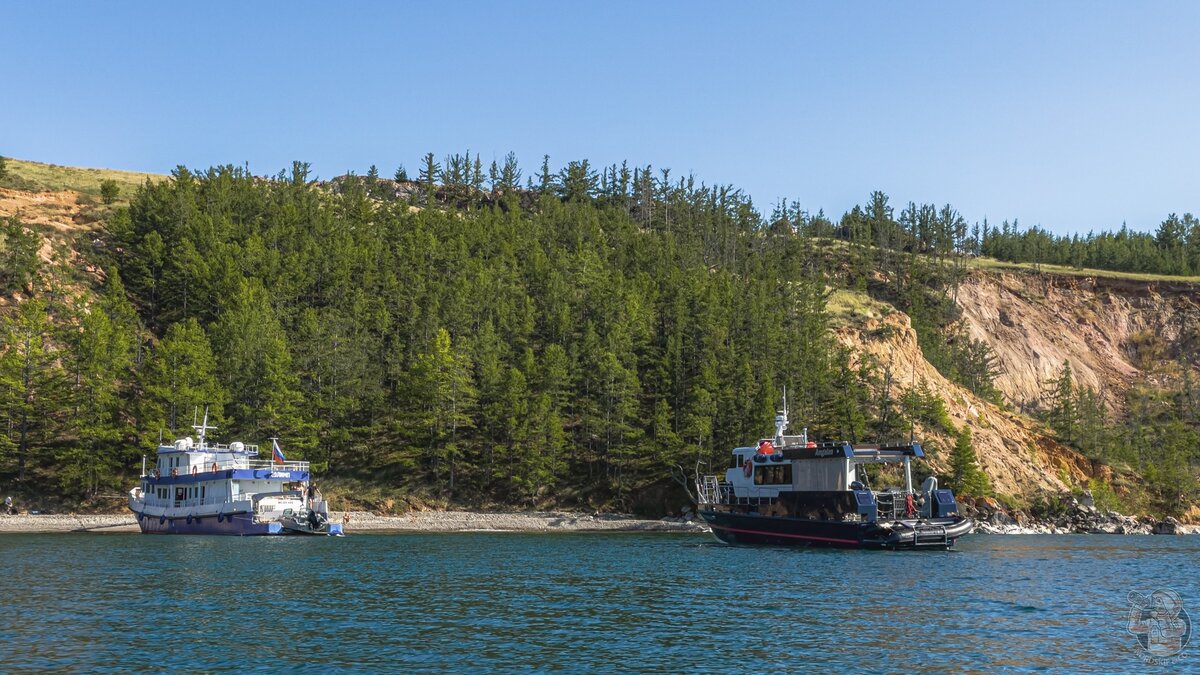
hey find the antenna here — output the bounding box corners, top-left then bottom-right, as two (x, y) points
(192, 405), (218, 449)
(774, 387), (790, 445)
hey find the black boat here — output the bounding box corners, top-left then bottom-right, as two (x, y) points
(696, 398), (973, 550)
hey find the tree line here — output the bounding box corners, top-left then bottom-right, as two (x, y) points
(0, 154), (1195, 514)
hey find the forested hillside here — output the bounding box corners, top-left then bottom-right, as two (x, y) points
(1, 154), (1197, 517)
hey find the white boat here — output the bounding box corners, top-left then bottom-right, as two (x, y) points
(127, 412), (343, 536)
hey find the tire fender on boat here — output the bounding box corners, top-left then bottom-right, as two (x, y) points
(186, 514), (193, 525)
(159, 515), (166, 525)
(217, 512), (225, 523)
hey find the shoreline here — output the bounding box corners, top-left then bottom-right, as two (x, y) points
(0, 511), (710, 534)
(0, 510), (1195, 535)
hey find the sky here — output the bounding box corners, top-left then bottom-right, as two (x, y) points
(2, 1), (1197, 236)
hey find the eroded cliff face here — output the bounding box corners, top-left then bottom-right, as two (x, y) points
(835, 312), (1089, 496)
(956, 272), (1200, 415)
(835, 269), (1199, 499)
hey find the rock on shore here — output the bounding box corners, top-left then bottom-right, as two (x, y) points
(969, 492), (1199, 535)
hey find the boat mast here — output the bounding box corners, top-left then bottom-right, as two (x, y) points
(193, 406), (217, 450)
(775, 387), (790, 445)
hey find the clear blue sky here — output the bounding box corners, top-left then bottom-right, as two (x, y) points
(3, 2), (1197, 235)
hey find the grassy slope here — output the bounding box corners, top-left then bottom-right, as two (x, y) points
(2, 157), (165, 202)
(967, 254), (1200, 283)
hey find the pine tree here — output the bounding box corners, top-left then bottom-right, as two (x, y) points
(1047, 360), (1079, 443)
(409, 328), (477, 492)
(141, 318), (227, 438)
(0, 218), (41, 293)
(0, 300), (67, 481)
(209, 279), (305, 443)
(418, 152), (441, 204)
(949, 426), (990, 497)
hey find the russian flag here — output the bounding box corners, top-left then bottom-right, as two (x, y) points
(272, 438), (286, 464)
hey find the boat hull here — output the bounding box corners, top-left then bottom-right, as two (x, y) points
(132, 509), (283, 535)
(699, 509), (972, 550)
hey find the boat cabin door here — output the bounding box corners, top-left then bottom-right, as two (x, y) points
(174, 486), (186, 507)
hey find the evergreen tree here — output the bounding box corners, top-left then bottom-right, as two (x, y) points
(0, 300), (66, 481)
(209, 279), (305, 443)
(408, 328), (477, 492)
(949, 426), (990, 497)
(0, 218), (41, 293)
(1046, 361), (1079, 443)
(141, 318), (227, 437)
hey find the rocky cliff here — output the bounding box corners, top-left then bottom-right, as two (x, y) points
(957, 271), (1200, 415)
(834, 268), (1199, 506)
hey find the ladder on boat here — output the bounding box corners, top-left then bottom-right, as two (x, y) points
(911, 523), (949, 547)
(698, 475), (722, 506)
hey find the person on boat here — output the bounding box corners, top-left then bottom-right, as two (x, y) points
(307, 480), (326, 502)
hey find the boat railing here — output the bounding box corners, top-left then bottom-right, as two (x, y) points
(244, 459), (310, 472)
(178, 458), (311, 473)
(696, 478), (781, 507)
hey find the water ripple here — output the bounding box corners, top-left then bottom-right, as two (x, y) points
(0, 533), (1196, 672)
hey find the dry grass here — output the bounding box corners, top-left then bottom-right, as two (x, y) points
(826, 288), (894, 326)
(1, 157), (165, 202)
(967, 255), (1200, 284)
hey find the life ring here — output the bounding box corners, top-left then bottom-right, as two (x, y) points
(153, 469), (160, 479)
(211, 463), (219, 473)
(743, 460), (753, 478)
(191, 466), (198, 476)
(170, 467), (179, 478)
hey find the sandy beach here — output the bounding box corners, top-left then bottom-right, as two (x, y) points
(0, 511), (710, 534)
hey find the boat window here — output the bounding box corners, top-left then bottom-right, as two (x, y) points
(729, 454), (742, 469)
(755, 464), (793, 486)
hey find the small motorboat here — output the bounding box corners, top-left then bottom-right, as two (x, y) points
(280, 507), (344, 536)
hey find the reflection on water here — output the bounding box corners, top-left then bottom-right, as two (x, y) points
(0, 533), (1196, 671)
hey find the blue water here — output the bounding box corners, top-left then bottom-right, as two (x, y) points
(0, 532), (1197, 672)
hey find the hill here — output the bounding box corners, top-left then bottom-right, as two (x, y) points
(1, 157), (164, 201)
(0, 157), (1196, 521)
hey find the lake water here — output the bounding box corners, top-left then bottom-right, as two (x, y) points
(0, 532), (1196, 672)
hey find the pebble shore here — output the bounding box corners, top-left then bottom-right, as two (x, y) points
(0, 511), (709, 534)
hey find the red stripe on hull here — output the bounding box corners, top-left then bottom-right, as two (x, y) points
(708, 522), (860, 545)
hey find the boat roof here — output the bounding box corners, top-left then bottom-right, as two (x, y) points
(156, 444), (259, 456)
(737, 441), (924, 462)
